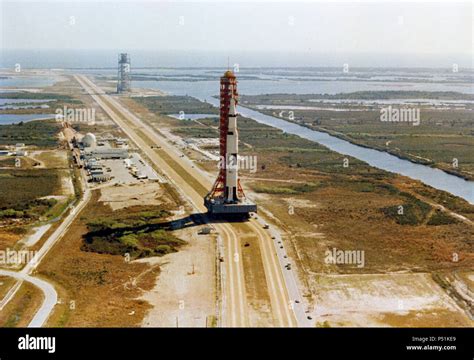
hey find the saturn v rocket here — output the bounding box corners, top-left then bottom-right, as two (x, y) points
(204, 70), (257, 216)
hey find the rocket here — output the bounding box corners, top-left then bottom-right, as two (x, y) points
(225, 96), (238, 202)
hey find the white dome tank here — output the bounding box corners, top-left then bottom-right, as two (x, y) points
(82, 133), (97, 148)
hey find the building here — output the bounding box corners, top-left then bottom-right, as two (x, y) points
(91, 174), (111, 182)
(83, 148), (128, 160)
(81, 133), (97, 148)
(90, 169), (104, 176)
(135, 171), (147, 179)
(88, 163), (103, 171)
(115, 138), (128, 146)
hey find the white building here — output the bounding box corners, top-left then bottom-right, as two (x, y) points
(82, 133), (97, 148)
(84, 148), (128, 160)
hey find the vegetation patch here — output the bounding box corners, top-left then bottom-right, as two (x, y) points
(382, 197), (432, 225)
(252, 182), (320, 195)
(82, 209), (186, 259)
(426, 210), (459, 226)
(0, 169), (61, 222)
(0, 120), (61, 147)
(134, 95), (218, 115)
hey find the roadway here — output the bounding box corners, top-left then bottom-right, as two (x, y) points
(0, 269), (57, 327)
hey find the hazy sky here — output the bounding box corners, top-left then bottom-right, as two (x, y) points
(1, 1), (472, 56)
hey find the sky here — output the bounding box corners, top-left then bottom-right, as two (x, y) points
(0, 1), (472, 67)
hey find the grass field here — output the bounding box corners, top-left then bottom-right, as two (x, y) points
(134, 95), (218, 115)
(0, 169), (60, 205)
(0, 166), (70, 252)
(0, 120), (61, 148)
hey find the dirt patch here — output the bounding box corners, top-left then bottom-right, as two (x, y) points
(59, 170), (74, 196)
(0, 231), (22, 251)
(311, 273), (472, 327)
(238, 230), (274, 327)
(30, 150), (69, 169)
(99, 183), (168, 211)
(283, 197), (321, 209)
(140, 224), (216, 327)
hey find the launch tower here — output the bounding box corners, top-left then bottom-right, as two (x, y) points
(117, 53), (131, 93)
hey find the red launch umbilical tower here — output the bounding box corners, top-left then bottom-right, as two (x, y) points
(207, 70), (244, 200)
(204, 70), (256, 216)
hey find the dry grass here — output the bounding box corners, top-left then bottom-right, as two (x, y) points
(0, 281), (43, 327)
(238, 230), (273, 327)
(0, 276), (16, 296)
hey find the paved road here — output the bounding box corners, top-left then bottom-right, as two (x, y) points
(76, 75), (302, 327)
(0, 269), (57, 327)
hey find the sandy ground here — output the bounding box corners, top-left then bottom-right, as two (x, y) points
(59, 170), (74, 196)
(139, 225), (217, 327)
(311, 273), (472, 327)
(29, 150), (69, 169)
(20, 224), (52, 247)
(28, 150), (74, 196)
(98, 182), (167, 211)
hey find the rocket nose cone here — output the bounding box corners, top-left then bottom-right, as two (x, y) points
(223, 70), (235, 78)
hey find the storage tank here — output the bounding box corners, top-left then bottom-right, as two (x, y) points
(82, 133), (97, 148)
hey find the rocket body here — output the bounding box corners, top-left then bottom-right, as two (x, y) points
(225, 96), (239, 202)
